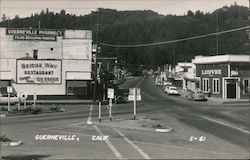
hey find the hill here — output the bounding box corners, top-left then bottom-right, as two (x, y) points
(0, 5), (249, 69)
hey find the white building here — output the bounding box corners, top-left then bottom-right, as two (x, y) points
(0, 27), (93, 100)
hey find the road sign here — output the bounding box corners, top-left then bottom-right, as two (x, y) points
(7, 86), (13, 93)
(128, 95), (141, 101)
(129, 88), (140, 95)
(107, 88), (114, 99)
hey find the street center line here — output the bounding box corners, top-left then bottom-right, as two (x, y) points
(202, 116), (250, 134)
(136, 78), (144, 87)
(87, 105), (93, 124)
(93, 125), (124, 159)
(113, 128), (151, 159)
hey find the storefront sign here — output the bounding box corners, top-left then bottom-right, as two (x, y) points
(196, 64), (228, 77)
(13, 35), (57, 41)
(6, 28), (64, 41)
(17, 60), (62, 84)
(201, 69), (221, 75)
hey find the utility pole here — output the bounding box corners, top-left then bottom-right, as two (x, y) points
(216, 9), (219, 55)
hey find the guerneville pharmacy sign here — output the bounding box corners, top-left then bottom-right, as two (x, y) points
(16, 60), (62, 84)
(6, 28), (64, 41)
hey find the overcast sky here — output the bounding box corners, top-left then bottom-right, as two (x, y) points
(0, 0), (249, 19)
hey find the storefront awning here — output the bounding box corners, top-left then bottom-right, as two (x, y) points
(66, 72), (91, 80)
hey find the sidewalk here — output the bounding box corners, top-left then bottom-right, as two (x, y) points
(26, 99), (96, 104)
(178, 88), (249, 105)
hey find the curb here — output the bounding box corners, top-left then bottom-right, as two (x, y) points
(1, 141), (23, 147)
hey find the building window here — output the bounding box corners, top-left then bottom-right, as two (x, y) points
(213, 78), (220, 94)
(203, 78), (209, 92)
(33, 50), (38, 59)
(243, 79), (249, 94)
(66, 81), (88, 95)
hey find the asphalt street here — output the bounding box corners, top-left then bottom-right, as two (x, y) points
(1, 76), (249, 159)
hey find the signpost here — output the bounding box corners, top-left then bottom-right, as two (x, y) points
(7, 86), (13, 113)
(98, 101), (101, 122)
(33, 93), (37, 109)
(24, 92), (28, 109)
(107, 88), (114, 121)
(128, 88), (141, 120)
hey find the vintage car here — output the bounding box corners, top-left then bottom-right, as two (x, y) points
(0, 93), (25, 104)
(165, 86), (179, 95)
(186, 90), (206, 101)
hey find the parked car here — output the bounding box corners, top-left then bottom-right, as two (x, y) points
(0, 93), (25, 104)
(186, 90), (206, 101)
(126, 76), (133, 80)
(162, 81), (172, 90)
(115, 95), (127, 104)
(164, 85), (172, 92)
(166, 86), (179, 95)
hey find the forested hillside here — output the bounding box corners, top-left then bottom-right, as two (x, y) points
(0, 4), (249, 68)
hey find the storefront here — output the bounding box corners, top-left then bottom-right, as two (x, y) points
(0, 27), (93, 100)
(194, 55), (250, 99)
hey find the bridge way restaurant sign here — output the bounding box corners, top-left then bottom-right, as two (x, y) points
(6, 28), (64, 41)
(16, 60), (62, 84)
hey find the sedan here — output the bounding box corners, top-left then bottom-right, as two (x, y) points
(166, 86), (179, 95)
(186, 90), (207, 101)
(0, 93), (25, 104)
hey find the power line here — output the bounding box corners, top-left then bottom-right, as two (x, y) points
(100, 26), (250, 48)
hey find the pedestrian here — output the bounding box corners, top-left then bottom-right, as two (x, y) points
(208, 88), (211, 97)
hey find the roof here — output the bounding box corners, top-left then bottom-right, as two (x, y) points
(193, 55), (250, 64)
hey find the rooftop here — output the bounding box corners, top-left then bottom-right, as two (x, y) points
(192, 55), (250, 64)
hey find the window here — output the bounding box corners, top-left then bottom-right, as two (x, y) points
(243, 79), (249, 94)
(213, 78), (220, 94)
(203, 78), (209, 92)
(67, 81), (88, 95)
(33, 50), (38, 59)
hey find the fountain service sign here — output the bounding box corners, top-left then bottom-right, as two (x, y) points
(17, 60), (62, 84)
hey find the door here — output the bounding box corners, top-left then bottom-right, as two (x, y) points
(227, 79), (236, 98)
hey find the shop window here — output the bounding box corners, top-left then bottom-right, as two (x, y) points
(212, 78), (220, 94)
(66, 81), (87, 95)
(203, 78), (209, 93)
(33, 50), (38, 59)
(243, 79), (249, 94)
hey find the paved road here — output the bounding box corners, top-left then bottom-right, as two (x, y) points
(1, 76), (249, 159)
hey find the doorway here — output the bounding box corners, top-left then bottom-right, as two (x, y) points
(226, 79), (236, 98)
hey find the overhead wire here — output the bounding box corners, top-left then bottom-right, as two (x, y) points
(100, 26), (250, 48)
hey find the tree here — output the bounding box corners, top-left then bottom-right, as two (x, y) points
(1, 14), (7, 22)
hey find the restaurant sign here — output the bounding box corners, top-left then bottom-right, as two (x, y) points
(6, 28), (64, 41)
(17, 60), (62, 84)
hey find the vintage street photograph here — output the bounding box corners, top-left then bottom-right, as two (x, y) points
(0, 0), (249, 159)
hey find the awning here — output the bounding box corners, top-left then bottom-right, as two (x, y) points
(66, 72), (91, 80)
(67, 81), (87, 87)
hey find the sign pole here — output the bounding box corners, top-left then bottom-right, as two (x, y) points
(33, 93), (36, 109)
(98, 101), (101, 122)
(133, 88), (137, 120)
(24, 91), (27, 110)
(7, 91), (10, 113)
(109, 98), (112, 121)
(24, 98), (26, 110)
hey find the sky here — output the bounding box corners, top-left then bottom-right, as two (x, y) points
(0, 0), (249, 19)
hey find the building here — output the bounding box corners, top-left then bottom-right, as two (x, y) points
(0, 27), (93, 100)
(193, 55), (250, 99)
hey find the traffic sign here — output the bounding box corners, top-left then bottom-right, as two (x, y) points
(128, 95), (141, 101)
(129, 88), (140, 95)
(107, 88), (114, 99)
(7, 86), (13, 93)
